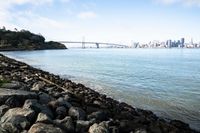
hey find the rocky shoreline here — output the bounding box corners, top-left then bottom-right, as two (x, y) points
(0, 53), (198, 133)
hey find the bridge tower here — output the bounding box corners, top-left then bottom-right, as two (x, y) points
(82, 42), (85, 49)
(82, 36), (85, 49)
(96, 43), (99, 48)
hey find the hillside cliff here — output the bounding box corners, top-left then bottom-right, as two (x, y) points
(0, 27), (67, 51)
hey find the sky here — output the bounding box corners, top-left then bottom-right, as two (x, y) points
(0, 0), (200, 45)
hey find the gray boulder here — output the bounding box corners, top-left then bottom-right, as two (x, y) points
(21, 130), (28, 133)
(28, 123), (64, 133)
(1, 107), (36, 122)
(170, 120), (190, 129)
(76, 120), (91, 132)
(56, 97), (72, 109)
(0, 88), (37, 104)
(109, 126), (119, 133)
(5, 96), (22, 107)
(23, 99), (53, 118)
(0, 105), (9, 117)
(88, 111), (108, 121)
(31, 81), (45, 91)
(63, 94), (73, 102)
(88, 123), (109, 133)
(56, 106), (67, 117)
(54, 116), (74, 133)
(36, 113), (52, 124)
(135, 128), (147, 133)
(68, 107), (86, 120)
(38, 92), (55, 105)
(0, 127), (7, 133)
(1, 115), (30, 133)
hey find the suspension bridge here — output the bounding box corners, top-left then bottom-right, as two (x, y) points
(58, 41), (128, 48)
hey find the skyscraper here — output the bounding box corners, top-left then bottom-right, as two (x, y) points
(191, 38), (193, 45)
(181, 38), (185, 47)
(167, 40), (172, 48)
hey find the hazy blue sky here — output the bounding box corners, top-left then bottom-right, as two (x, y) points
(0, 0), (200, 45)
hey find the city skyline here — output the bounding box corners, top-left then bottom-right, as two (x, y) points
(133, 37), (200, 48)
(0, 0), (200, 44)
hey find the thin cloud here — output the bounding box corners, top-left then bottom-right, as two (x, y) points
(0, 0), (54, 25)
(14, 11), (68, 29)
(0, 0), (53, 7)
(154, 0), (200, 6)
(77, 11), (97, 19)
(60, 0), (71, 3)
(158, 0), (179, 4)
(0, 0), (72, 41)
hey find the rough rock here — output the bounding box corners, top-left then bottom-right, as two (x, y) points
(93, 100), (102, 106)
(89, 123), (109, 133)
(1, 115), (30, 133)
(170, 120), (190, 129)
(36, 112), (52, 124)
(86, 105), (101, 114)
(31, 81), (45, 91)
(21, 130), (28, 133)
(135, 128), (147, 133)
(119, 120), (131, 132)
(0, 105), (9, 117)
(48, 100), (58, 109)
(48, 98), (72, 111)
(99, 121), (109, 129)
(1, 107), (36, 122)
(5, 96), (22, 107)
(148, 122), (162, 133)
(0, 127), (7, 133)
(56, 106), (67, 118)
(68, 106), (86, 120)
(88, 111), (108, 121)
(53, 116), (74, 132)
(56, 97), (72, 108)
(23, 99), (53, 118)
(28, 123), (64, 133)
(76, 120), (91, 132)
(109, 126), (119, 133)
(38, 92), (55, 105)
(0, 88), (37, 105)
(0, 81), (21, 89)
(63, 94), (73, 102)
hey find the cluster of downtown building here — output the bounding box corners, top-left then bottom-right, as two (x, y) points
(133, 38), (200, 48)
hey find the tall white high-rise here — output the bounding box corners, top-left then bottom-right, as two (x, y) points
(191, 38), (193, 45)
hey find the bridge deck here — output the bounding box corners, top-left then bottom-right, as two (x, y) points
(58, 41), (127, 47)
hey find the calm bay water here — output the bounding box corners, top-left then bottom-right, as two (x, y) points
(2, 49), (200, 130)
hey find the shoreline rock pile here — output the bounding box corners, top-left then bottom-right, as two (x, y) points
(0, 53), (198, 133)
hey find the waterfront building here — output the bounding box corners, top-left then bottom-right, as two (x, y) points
(191, 38), (194, 45)
(168, 40), (172, 48)
(181, 38), (185, 47)
(133, 42), (139, 48)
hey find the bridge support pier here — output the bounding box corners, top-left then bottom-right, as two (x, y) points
(82, 42), (85, 49)
(96, 43), (99, 48)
